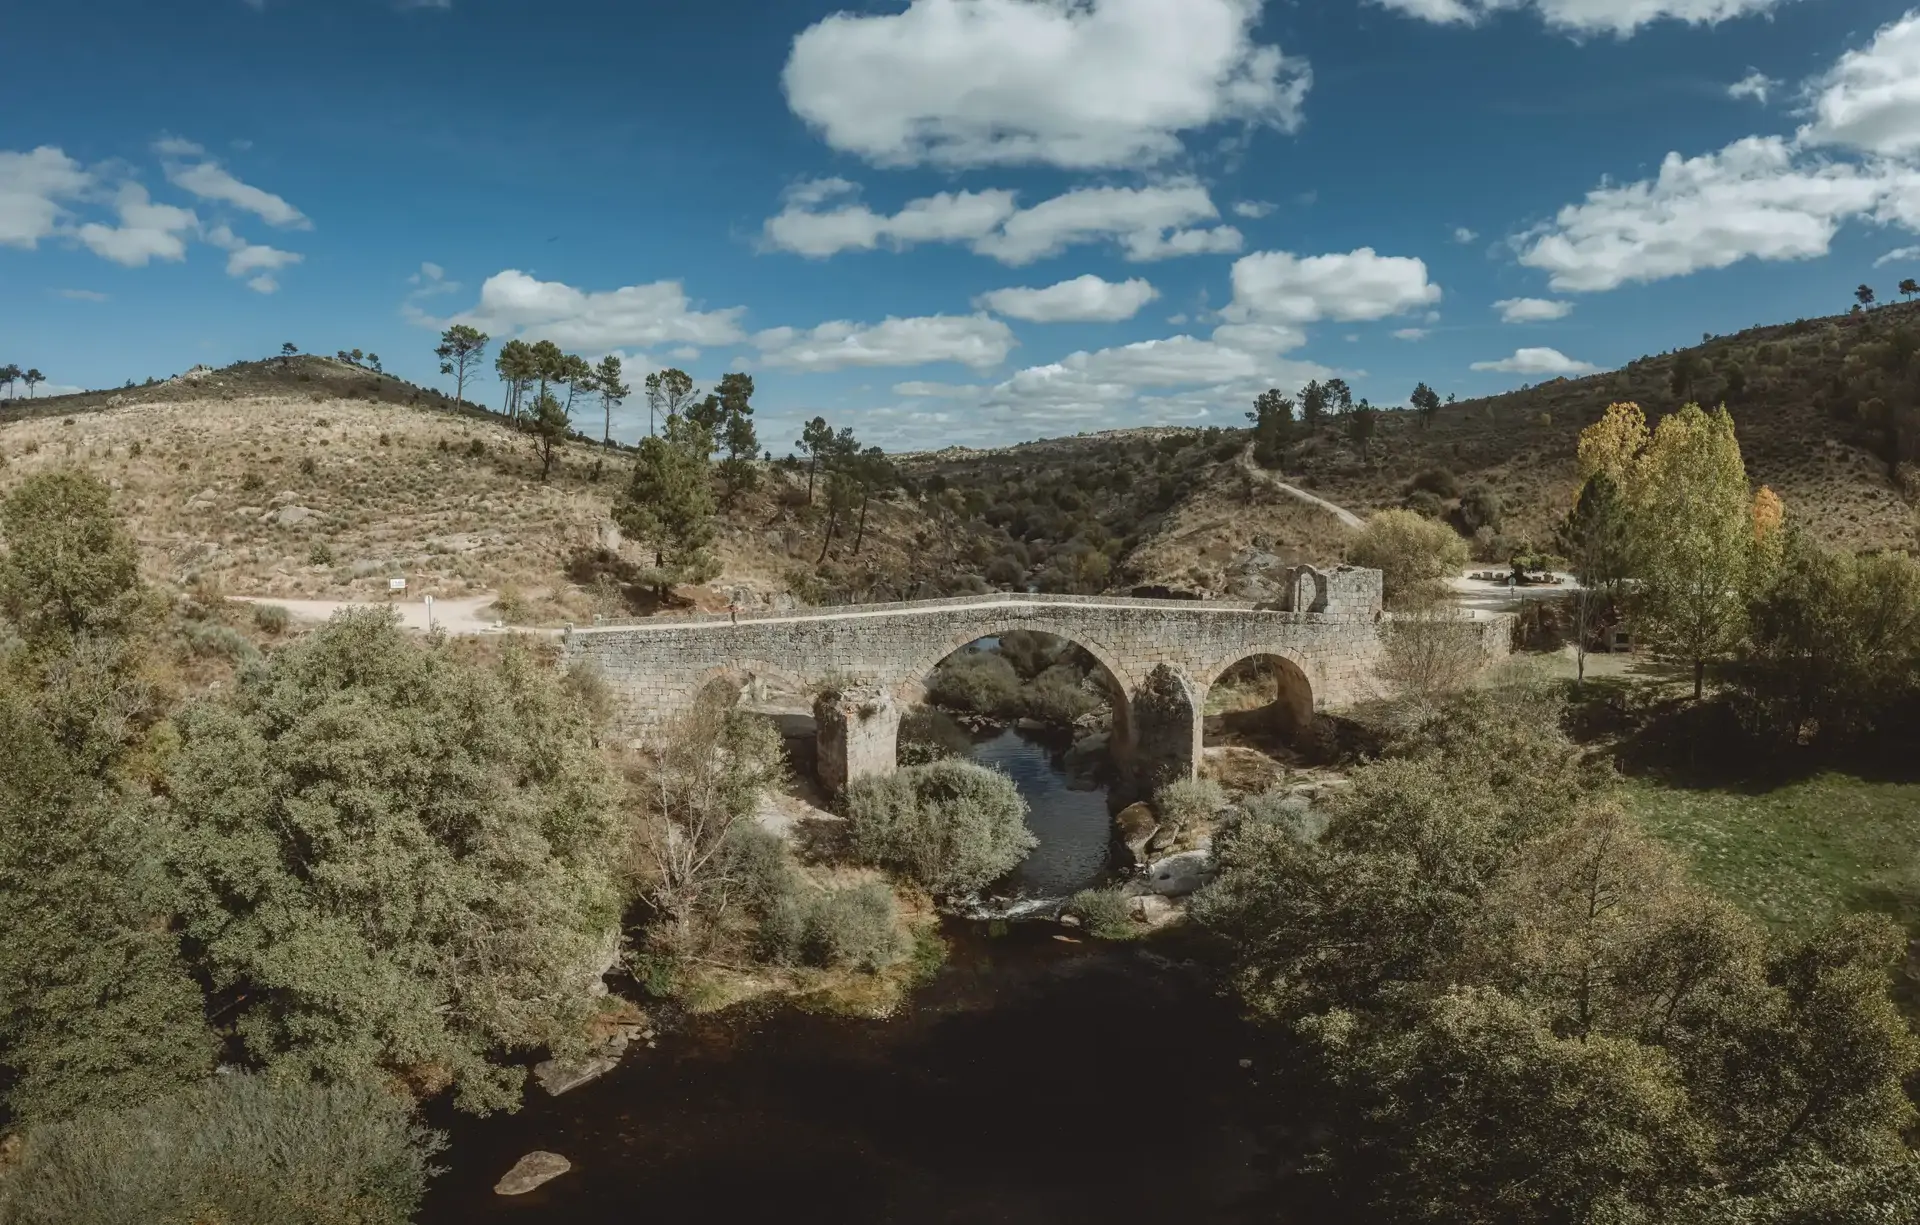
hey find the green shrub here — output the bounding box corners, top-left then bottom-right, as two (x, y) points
(843, 760), (1036, 894)
(298, 455), (317, 477)
(927, 650), (1022, 716)
(1153, 776), (1226, 835)
(183, 621), (259, 662)
(1067, 888), (1139, 941)
(128, 440), (142, 459)
(1349, 509), (1471, 611)
(757, 876), (909, 973)
(1024, 662), (1099, 725)
(0, 1073), (443, 1225)
(1457, 483), (1504, 535)
(240, 471), (264, 493)
(1406, 467), (1461, 499)
(251, 602), (291, 636)
(1402, 489), (1447, 519)
(899, 706), (972, 765)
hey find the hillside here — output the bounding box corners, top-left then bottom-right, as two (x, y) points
(5, 298), (1914, 620)
(1114, 300), (1920, 591)
(0, 356), (964, 625)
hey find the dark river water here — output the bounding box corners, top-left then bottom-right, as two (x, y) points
(418, 724), (1301, 1224)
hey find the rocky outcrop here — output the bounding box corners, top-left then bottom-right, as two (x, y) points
(1113, 802), (1159, 866)
(533, 1052), (620, 1096)
(1146, 850), (1214, 898)
(494, 1151), (571, 1195)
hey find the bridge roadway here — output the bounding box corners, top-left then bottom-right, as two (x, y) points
(559, 579), (1502, 792)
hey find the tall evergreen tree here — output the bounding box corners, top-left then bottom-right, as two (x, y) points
(708, 373), (759, 504)
(616, 410), (717, 598)
(434, 324), (489, 409)
(643, 369), (697, 440)
(526, 390), (570, 481)
(1410, 382), (1442, 428)
(594, 354), (630, 450)
(797, 416), (834, 504)
(1246, 388), (1295, 470)
(494, 339), (537, 419)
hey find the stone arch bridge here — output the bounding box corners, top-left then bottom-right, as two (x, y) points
(559, 568), (1503, 793)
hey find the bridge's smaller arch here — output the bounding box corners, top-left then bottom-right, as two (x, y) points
(1199, 648), (1318, 760)
(691, 660), (815, 716)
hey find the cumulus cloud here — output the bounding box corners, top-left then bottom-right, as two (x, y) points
(158, 142), (310, 229)
(1452, 226), (1479, 244)
(975, 274), (1159, 322)
(1471, 346), (1602, 375)
(1370, 0), (1791, 36)
(1517, 136), (1908, 292)
(75, 183), (198, 266)
(205, 223), (303, 292)
(446, 270), (748, 351)
(1393, 327), (1429, 340)
(763, 178), (1242, 266)
(1728, 70), (1778, 103)
(1233, 200), (1276, 219)
(407, 261), (462, 297)
(1799, 11), (1920, 158)
(753, 314), (1015, 372)
(1225, 247), (1443, 324)
(879, 319), (1333, 447)
(1876, 245), (1920, 267)
(1495, 296), (1574, 322)
(0, 146), (92, 248)
(782, 0), (1311, 170)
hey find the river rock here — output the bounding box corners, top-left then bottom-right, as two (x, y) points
(1113, 802), (1158, 866)
(533, 1053), (619, 1096)
(1128, 893), (1177, 925)
(1147, 850), (1214, 898)
(494, 1151), (571, 1196)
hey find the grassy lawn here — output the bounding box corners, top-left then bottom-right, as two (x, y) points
(1622, 773), (1920, 936)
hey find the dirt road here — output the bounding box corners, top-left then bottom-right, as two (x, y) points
(227, 594), (542, 636)
(1238, 447), (1365, 529)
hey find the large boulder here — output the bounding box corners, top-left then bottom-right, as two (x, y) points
(495, 1151), (572, 1196)
(533, 1052), (619, 1096)
(1146, 850), (1214, 898)
(1113, 802), (1159, 866)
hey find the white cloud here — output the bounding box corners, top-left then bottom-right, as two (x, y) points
(1393, 327), (1429, 340)
(1370, 0), (1791, 37)
(1225, 247), (1443, 324)
(160, 144), (310, 229)
(1800, 11), (1920, 158)
(247, 275), (282, 294)
(1471, 346), (1602, 375)
(0, 146), (92, 248)
(782, 0), (1311, 170)
(75, 183), (198, 266)
(1876, 245), (1920, 267)
(204, 222), (303, 292)
(1728, 70), (1778, 103)
(55, 288), (109, 302)
(754, 314), (1015, 372)
(1517, 136), (1908, 292)
(447, 270), (748, 351)
(763, 178), (1242, 265)
(1452, 226), (1478, 244)
(975, 274), (1159, 322)
(879, 319), (1333, 446)
(407, 260), (461, 297)
(1495, 296), (1574, 322)
(1233, 200), (1276, 219)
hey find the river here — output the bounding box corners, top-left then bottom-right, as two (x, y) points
(418, 724), (1303, 1224)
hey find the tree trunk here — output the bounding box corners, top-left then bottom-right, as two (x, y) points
(854, 492), (871, 555)
(604, 399), (612, 449)
(1693, 657), (1705, 701)
(806, 458), (817, 504)
(817, 506), (839, 564)
(454, 365), (466, 410)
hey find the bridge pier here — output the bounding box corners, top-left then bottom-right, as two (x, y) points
(1131, 664), (1202, 795)
(813, 685), (900, 796)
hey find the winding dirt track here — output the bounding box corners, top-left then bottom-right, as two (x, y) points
(226, 594), (545, 636)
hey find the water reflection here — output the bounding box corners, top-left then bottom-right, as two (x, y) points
(968, 726), (1114, 901)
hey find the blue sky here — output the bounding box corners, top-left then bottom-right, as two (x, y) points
(4, 0), (1920, 452)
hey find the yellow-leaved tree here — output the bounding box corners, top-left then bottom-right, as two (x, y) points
(1577, 401), (1650, 486)
(1627, 403), (1768, 699)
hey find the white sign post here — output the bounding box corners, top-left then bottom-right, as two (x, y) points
(424, 594), (434, 632)
(389, 577), (407, 593)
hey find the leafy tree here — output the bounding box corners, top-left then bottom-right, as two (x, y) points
(594, 353), (629, 450)
(1409, 381), (1442, 428)
(279, 341), (298, 363)
(1721, 360), (1748, 402)
(707, 372), (760, 504)
(1855, 284), (1876, 308)
(526, 339), (566, 404)
(557, 352), (595, 417)
(491, 338), (531, 418)
(526, 389), (570, 481)
(165, 611), (623, 1115)
(1324, 377), (1354, 416)
(0, 471), (151, 648)
(0, 1073), (443, 1225)
(23, 368), (45, 398)
(1299, 379), (1329, 427)
(1671, 350), (1706, 401)
(625, 691), (787, 957)
(843, 759), (1037, 894)
(433, 324), (489, 409)
(1349, 509), (1470, 610)
(1556, 472), (1633, 686)
(1246, 388), (1295, 469)
(1347, 400), (1379, 460)
(1627, 402), (1760, 699)
(366, 352), (382, 373)
(1579, 400), (1651, 485)
(0, 363), (18, 400)
(616, 409), (718, 598)
(797, 415), (834, 503)
(643, 368), (697, 440)
(847, 446), (895, 555)
(1900, 277), (1918, 302)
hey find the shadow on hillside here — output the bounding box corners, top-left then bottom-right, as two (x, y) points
(565, 546), (683, 615)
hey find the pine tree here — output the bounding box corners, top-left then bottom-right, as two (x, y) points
(1246, 388), (1295, 470)
(434, 324), (489, 409)
(526, 390), (570, 481)
(708, 373), (759, 504)
(642, 369), (697, 440)
(1410, 382), (1442, 428)
(593, 355), (630, 450)
(615, 411), (716, 599)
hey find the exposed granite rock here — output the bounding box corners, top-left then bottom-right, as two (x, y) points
(494, 1151), (571, 1196)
